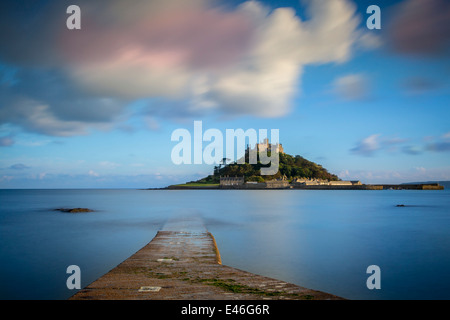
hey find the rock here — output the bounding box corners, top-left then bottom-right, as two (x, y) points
(55, 208), (94, 213)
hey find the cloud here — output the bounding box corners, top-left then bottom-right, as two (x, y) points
(0, 0), (370, 136)
(429, 143), (450, 152)
(402, 145), (422, 155)
(9, 163), (30, 170)
(382, 137), (408, 146)
(0, 175), (13, 182)
(0, 135), (14, 146)
(350, 134), (381, 156)
(0, 69), (126, 136)
(357, 32), (383, 51)
(336, 167), (450, 184)
(401, 76), (441, 94)
(88, 170), (100, 177)
(144, 116), (161, 131)
(426, 132), (450, 152)
(350, 134), (415, 156)
(99, 161), (121, 169)
(61, 0), (361, 117)
(0, 170), (198, 188)
(352, 132), (450, 156)
(386, 0), (450, 56)
(338, 169), (403, 183)
(333, 73), (369, 101)
(339, 169), (351, 178)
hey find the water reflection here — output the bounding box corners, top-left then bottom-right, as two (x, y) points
(1, 189), (449, 299)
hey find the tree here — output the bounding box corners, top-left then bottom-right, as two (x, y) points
(210, 151), (339, 182)
(218, 157), (230, 169)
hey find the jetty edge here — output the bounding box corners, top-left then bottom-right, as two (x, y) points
(69, 219), (343, 300)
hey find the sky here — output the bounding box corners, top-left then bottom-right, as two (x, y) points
(0, 0), (449, 188)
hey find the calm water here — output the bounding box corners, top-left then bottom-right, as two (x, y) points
(1, 186), (449, 300)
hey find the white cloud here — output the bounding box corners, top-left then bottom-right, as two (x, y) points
(357, 32), (383, 50)
(339, 169), (350, 178)
(0, 98), (114, 137)
(99, 161), (121, 169)
(0, 0), (375, 136)
(66, 0), (362, 118)
(415, 167), (426, 173)
(350, 134), (381, 156)
(350, 134), (425, 156)
(88, 170), (100, 177)
(333, 73), (369, 101)
(0, 175), (14, 182)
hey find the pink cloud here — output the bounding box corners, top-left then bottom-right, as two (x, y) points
(387, 0), (450, 55)
(59, 6), (254, 70)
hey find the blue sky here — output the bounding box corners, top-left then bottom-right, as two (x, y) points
(0, 0), (449, 188)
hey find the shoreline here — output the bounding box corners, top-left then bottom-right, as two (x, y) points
(147, 183), (444, 191)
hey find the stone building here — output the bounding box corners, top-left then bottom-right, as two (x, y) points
(219, 176), (244, 187)
(328, 181), (353, 186)
(293, 178), (362, 186)
(265, 175), (290, 189)
(329, 180), (362, 186)
(247, 138), (284, 154)
(293, 178), (328, 185)
(265, 180), (290, 188)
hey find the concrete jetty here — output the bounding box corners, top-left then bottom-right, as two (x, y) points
(69, 216), (342, 300)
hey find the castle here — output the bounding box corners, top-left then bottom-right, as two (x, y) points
(247, 138), (284, 154)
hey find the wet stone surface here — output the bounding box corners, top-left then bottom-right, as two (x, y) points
(70, 217), (343, 300)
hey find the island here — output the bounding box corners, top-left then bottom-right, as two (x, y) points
(161, 141), (444, 191)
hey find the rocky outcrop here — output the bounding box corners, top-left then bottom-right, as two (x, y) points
(55, 208), (94, 213)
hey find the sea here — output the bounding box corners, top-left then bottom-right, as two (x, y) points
(1, 184), (449, 300)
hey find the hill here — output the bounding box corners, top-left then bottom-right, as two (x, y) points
(187, 151), (339, 185)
